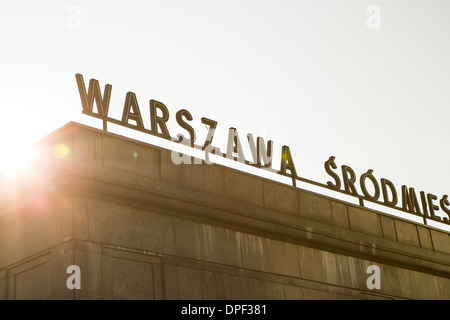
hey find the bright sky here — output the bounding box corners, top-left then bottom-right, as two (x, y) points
(1, 0), (449, 231)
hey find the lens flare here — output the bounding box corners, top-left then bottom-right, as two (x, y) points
(54, 143), (71, 159)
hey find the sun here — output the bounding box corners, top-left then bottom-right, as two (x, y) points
(0, 128), (37, 179)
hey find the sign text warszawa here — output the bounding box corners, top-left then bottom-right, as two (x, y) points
(75, 73), (450, 227)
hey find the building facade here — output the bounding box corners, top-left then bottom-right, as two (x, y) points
(0, 122), (449, 299)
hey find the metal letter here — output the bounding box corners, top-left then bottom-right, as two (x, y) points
(176, 109), (196, 146)
(122, 92), (144, 129)
(247, 133), (273, 168)
(439, 195), (450, 222)
(75, 73), (112, 130)
(381, 178), (398, 207)
(226, 128), (245, 163)
(149, 99), (171, 140)
(427, 193), (440, 220)
(341, 165), (358, 195)
(360, 169), (380, 201)
(75, 73), (112, 116)
(201, 117), (218, 149)
(401, 186), (421, 214)
(324, 156), (341, 190)
(279, 145), (297, 178)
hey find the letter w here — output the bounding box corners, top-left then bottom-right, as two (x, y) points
(247, 133), (273, 168)
(75, 73), (112, 117)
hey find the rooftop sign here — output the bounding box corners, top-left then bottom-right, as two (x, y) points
(75, 73), (450, 228)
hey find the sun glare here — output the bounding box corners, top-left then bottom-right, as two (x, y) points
(0, 133), (36, 179)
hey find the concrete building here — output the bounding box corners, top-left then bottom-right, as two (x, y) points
(0, 122), (449, 300)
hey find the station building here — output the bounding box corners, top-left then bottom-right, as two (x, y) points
(0, 122), (449, 299)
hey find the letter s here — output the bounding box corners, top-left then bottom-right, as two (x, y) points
(176, 109), (196, 145)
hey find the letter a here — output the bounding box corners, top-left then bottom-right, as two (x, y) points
(122, 92), (144, 129)
(247, 133), (273, 168)
(226, 128), (245, 163)
(366, 265), (381, 289)
(279, 145), (297, 178)
(66, 265), (81, 290)
(367, 5), (381, 30)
